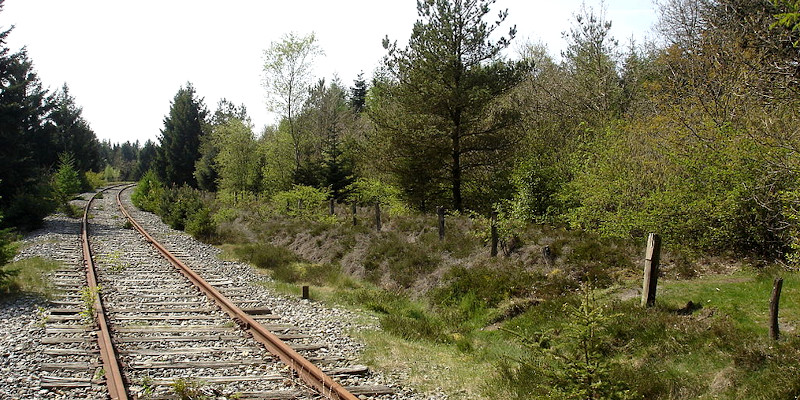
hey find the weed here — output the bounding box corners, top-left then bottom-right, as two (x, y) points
(79, 286), (101, 323)
(35, 305), (47, 328)
(139, 374), (155, 398)
(171, 377), (211, 400)
(93, 367), (105, 380)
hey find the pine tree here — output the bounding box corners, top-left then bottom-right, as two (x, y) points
(374, 0), (530, 211)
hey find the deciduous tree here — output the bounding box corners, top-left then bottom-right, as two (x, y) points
(262, 32), (323, 175)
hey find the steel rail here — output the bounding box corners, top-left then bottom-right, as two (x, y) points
(116, 185), (359, 400)
(82, 187), (130, 400)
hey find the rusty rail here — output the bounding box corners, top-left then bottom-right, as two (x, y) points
(82, 187), (129, 400)
(116, 185), (358, 400)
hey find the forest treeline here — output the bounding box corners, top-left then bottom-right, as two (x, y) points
(3, 0), (800, 261)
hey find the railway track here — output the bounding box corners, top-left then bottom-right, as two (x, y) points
(37, 186), (396, 399)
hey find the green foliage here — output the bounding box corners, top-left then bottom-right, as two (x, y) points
(213, 118), (260, 200)
(499, 286), (634, 400)
(271, 185), (334, 223)
(0, 211), (16, 269)
(363, 231), (441, 288)
(433, 262), (540, 309)
(772, 0), (800, 46)
(155, 82), (208, 187)
(171, 377), (211, 400)
(84, 170), (106, 189)
(260, 123), (295, 195)
(52, 153), (82, 215)
(79, 285), (100, 323)
(2, 183), (55, 231)
(564, 123), (791, 257)
(102, 165), (120, 182)
(263, 32), (324, 175)
(467, 204), (525, 256)
(131, 170), (164, 213)
(0, 257), (59, 297)
(159, 186), (217, 239)
(230, 242), (299, 271)
(375, 0), (529, 211)
(346, 178), (409, 215)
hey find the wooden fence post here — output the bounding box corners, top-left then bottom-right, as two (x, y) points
(329, 198), (335, 216)
(490, 211), (499, 257)
(641, 233), (661, 307)
(437, 206), (445, 241)
(770, 277), (783, 340)
(375, 202), (382, 232)
(351, 203), (357, 226)
(302, 285), (310, 300)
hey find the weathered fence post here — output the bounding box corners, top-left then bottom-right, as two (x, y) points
(437, 206), (445, 241)
(542, 245), (553, 266)
(329, 198), (335, 216)
(641, 233), (662, 307)
(490, 211), (499, 257)
(375, 202), (382, 232)
(351, 203), (357, 226)
(770, 277), (783, 340)
(302, 285), (310, 300)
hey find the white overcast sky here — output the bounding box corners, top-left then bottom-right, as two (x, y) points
(2, 0), (657, 145)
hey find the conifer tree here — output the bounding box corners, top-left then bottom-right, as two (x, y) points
(155, 83), (208, 187)
(374, 0), (530, 211)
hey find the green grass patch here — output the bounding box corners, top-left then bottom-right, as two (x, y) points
(0, 257), (61, 298)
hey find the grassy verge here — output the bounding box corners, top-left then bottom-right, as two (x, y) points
(0, 257), (61, 299)
(243, 248), (799, 399)
(208, 207), (800, 399)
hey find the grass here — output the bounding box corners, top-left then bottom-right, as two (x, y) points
(656, 268), (799, 336)
(356, 329), (495, 399)
(0, 257), (61, 298)
(213, 204), (800, 399)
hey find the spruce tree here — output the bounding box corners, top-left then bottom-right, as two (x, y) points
(155, 83), (208, 187)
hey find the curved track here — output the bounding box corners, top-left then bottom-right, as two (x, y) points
(35, 186), (395, 398)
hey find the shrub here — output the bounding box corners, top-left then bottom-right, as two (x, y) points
(272, 185), (335, 223)
(433, 261), (541, 308)
(51, 153), (82, 214)
(84, 170), (106, 189)
(363, 232), (440, 287)
(498, 286), (635, 400)
(232, 242), (298, 271)
(346, 178), (410, 216)
(158, 186), (217, 240)
(131, 170), (164, 213)
(2, 183), (55, 231)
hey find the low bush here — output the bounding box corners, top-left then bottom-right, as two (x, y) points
(232, 242), (299, 271)
(131, 170), (164, 213)
(432, 261), (541, 309)
(363, 232), (441, 287)
(271, 185), (335, 223)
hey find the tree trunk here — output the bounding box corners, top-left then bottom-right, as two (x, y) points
(451, 114), (463, 212)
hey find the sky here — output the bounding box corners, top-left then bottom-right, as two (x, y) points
(2, 0), (658, 145)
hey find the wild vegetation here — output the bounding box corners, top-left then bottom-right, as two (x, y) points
(4, 0), (800, 398)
